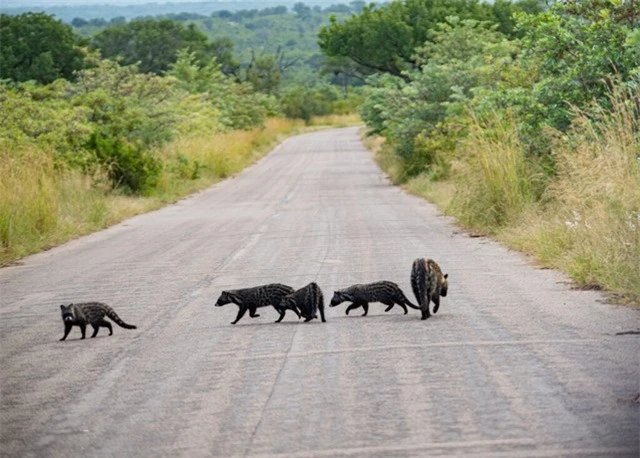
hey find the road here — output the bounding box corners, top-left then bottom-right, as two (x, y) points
(1, 127), (638, 457)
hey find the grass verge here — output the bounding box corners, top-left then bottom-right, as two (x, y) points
(364, 90), (639, 303)
(0, 115), (358, 266)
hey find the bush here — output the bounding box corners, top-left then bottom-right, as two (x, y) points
(87, 131), (161, 194)
(280, 85), (338, 123)
(359, 19), (515, 179)
(167, 50), (270, 131)
(0, 81), (93, 164)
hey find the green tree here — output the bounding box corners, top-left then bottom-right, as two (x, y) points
(318, 0), (497, 81)
(293, 2), (312, 19)
(167, 50), (274, 130)
(517, 0), (640, 131)
(246, 54), (282, 95)
(71, 17), (88, 27)
(70, 58), (191, 192)
(92, 19), (215, 75)
(280, 85), (336, 123)
(88, 18), (107, 27)
(209, 37), (240, 76)
(0, 13), (86, 84)
(318, 0), (543, 81)
(0, 80), (92, 160)
(359, 18), (517, 177)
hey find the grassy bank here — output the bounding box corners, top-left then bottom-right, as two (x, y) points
(367, 92), (640, 304)
(0, 115), (360, 266)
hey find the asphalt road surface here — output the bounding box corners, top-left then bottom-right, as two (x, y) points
(1, 127), (638, 458)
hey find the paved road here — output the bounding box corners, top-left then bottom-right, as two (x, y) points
(1, 127), (638, 457)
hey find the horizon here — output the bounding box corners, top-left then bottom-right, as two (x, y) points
(2, 0), (341, 8)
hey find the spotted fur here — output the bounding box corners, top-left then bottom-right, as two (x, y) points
(59, 302), (136, 341)
(215, 283), (299, 325)
(329, 280), (419, 316)
(279, 282), (326, 323)
(411, 258), (449, 320)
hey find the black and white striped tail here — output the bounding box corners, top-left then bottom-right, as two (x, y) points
(105, 306), (137, 329)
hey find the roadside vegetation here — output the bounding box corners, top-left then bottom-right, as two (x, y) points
(0, 8), (361, 265)
(2, 0), (638, 304)
(320, 0), (639, 302)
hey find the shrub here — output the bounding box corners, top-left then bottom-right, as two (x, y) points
(280, 85), (338, 123)
(87, 131), (161, 194)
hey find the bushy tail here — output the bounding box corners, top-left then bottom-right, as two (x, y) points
(411, 258), (427, 308)
(400, 290), (421, 309)
(312, 282), (326, 323)
(105, 307), (137, 330)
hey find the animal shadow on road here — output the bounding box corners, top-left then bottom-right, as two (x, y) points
(212, 319), (302, 329)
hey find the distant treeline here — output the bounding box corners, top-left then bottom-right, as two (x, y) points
(1, 1), (368, 23)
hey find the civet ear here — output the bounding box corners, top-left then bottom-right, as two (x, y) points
(60, 304), (65, 309)
(444, 274), (448, 279)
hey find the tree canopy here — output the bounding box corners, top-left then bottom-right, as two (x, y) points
(0, 12), (87, 83)
(318, 0), (544, 81)
(91, 18), (236, 75)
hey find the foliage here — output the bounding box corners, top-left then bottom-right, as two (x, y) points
(501, 84), (640, 301)
(245, 54), (282, 95)
(318, 0), (541, 81)
(280, 83), (364, 123)
(0, 12), (86, 83)
(91, 18), (231, 75)
(71, 4), (355, 90)
(0, 55), (223, 193)
(280, 85), (334, 123)
(515, 0), (640, 132)
(209, 37), (240, 76)
(359, 18), (516, 178)
(71, 59), (182, 192)
(72, 58), (184, 148)
(167, 50), (275, 130)
(86, 131), (161, 194)
(0, 80), (92, 159)
(357, 0), (639, 171)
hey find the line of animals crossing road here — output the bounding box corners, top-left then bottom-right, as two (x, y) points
(58, 258), (448, 341)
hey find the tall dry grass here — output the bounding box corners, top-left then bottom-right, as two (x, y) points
(366, 85), (639, 302)
(503, 87), (640, 301)
(1, 115), (356, 265)
(0, 148), (113, 263)
(449, 113), (542, 233)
